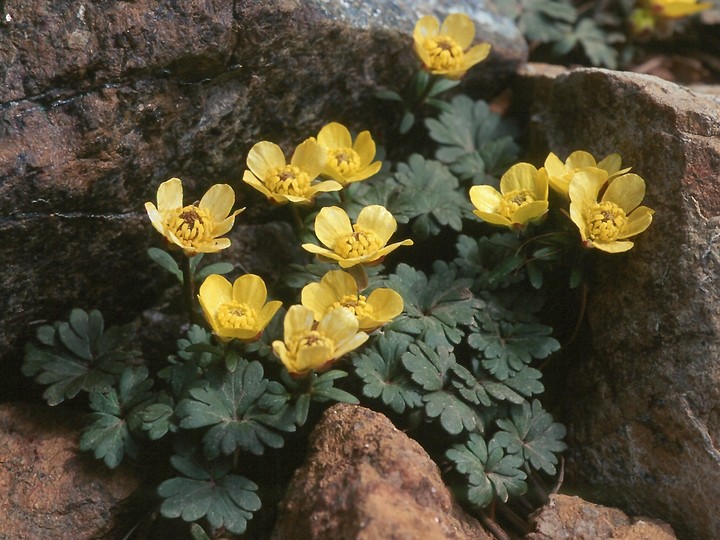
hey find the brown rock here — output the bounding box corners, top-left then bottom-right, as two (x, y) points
(271, 403), (492, 540)
(1, 0), (525, 399)
(526, 494), (676, 540)
(519, 65), (720, 540)
(0, 403), (141, 539)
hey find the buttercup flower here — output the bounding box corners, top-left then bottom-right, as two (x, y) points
(302, 205), (413, 268)
(302, 270), (404, 332)
(272, 305), (368, 376)
(198, 274), (282, 342)
(243, 139), (342, 204)
(413, 13), (491, 80)
(315, 122), (382, 186)
(545, 150), (630, 198)
(145, 178), (243, 256)
(469, 163), (549, 230)
(569, 170), (654, 253)
(645, 0), (710, 19)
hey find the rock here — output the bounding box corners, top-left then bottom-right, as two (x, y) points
(0, 0), (525, 398)
(271, 403), (492, 540)
(526, 494), (676, 540)
(0, 403), (141, 539)
(518, 65), (720, 540)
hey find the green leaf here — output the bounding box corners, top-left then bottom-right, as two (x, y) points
(427, 77), (461, 97)
(454, 233), (526, 290)
(80, 405), (135, 468)
(195, 262), (235, 283)
(159, 455), (261, 535)
(574, 18), (618, 69)
(399, 111), (415, 134)
(375, 89), (403, 102)
(148, 247), (183, 281)
(386, 262), (479, 349)
(351, 331), (422, 414)
(446, 433), (527, 507)
(22, 309), (137, 405)
(190, 523), (212, 540)
(139, 400), (176, 440)
(176, 361), (296, 458)
(494, 400), (567, 475)
(454, 362), (544, 407)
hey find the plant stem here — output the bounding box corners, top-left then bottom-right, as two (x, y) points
(290, 204), (305, 235)
(182, 255), (200, 326)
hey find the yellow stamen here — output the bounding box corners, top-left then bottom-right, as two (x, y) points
(499, 189), (535, 219)
(334, 227), (383, 259)
(332, 294), (373, 319)
(165, 205), (215, 246)
(423, 36), (464, 71)
(217, 301), (257, 329)
(587, 201), (628, 242)
(265, 165), (311, 196)
(328, 147), (361, 176)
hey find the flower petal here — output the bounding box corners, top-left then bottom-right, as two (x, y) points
(345, 161), (382, 183)
(243, 170), (274, 199)
(597, 153), (623, 175)
(200, 183), (235, 222)
(305, 180), (343, 197)
(441, 13), (475, 49)
(296, 344), (334, 373)
(500, 163), (538, 194)
(592, 239), (634, 253)
(198, 274), (232, 329)
(291, 138), (327, 180)
(317, 306), (359, 344)
(602, 173), (646, 213)
(473, 210), (513, 228)
(565, 150), (597, 170)
(544, 152), (566, 179)
(356, 205), (397, 245)
(145, 202), (165, 234)
(568, 169), (606, 210)
(413, 14), (439, 41)
(284, 305), (315, 340)
(317, 122), (352, 149)
(213, 209), (244, 237)
(511, 200), (548, 224)
(463, 43), (491, 67)
(247, 141), (286, 180)
(232, 274), (267, 311)
(366, 288), (404, 321)
(619, 206), (654, 239)
(353, 130), (376, 166)
(314, 206), (353, 248)
(157, 178), (183, 211)
(256, 300), (283, 330)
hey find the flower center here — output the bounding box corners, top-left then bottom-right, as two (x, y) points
(332, 294), (373, 319)
(165, 205), (215, 245)
(328, 147), (361, 176)
(295, 330), (334, 352)
(499, 189), (535, 219)
(586, 201), (628, 242)
(265, 165), (311, 196)
(423, 36), (464, 71)
(217, 301), (258, 329)
(334, 226), (383, 259)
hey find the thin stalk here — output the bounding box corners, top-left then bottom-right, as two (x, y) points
(478, 511), (511, 540)
(182, 255), (200, 326)
(290, 204), (305, 235)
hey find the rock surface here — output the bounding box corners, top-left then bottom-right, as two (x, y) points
(526, 494), (676, 540)
(0, 0), (526, 399)
(0, 403), (141, 539)
(519, 65), (720, 540)
(271, 403), (492, 540)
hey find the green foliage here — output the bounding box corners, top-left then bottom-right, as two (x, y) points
(447, 433), (528, 507)
(425, 96), (520, 185)
(148, 249), (234, 284)
(22, 309), (137, 406)
(158, 454), (261, 535)
(175, 360), (296, 459)
(496, 0), (576, 43)
(494, 400), (567, 475)
(385, 261), (480, 349)
(346, 155), (472, 239)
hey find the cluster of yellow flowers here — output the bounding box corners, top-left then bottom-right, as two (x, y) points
(469, 151), (654, 253)
(630, 0), (711, 34)
(145, 119), (414, 377)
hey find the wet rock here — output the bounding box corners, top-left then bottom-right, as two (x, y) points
(271, 403), (492, 540)
(526, 494), (676, 540)
(0, 0), (525, 398)
(0, 403), (141, 539)
(519, 65), (720, 540)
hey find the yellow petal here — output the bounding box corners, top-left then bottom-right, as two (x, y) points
(314, 206), (353, 248)
(440, 13), (475, 49)
(535, 167), (549, 200)
(217, 327), (262, 341)
(565, 150), (597, 170)
(619, 206), (654, 239)
(157, 178), (183, 212)
(291, 138), (327, 180)
(356, 205), (397, 245)
(200, 183), (235, 222)
(196, 238), (231, 254)
(302, 243), (342, 261)
(284, 305), (315, 340)
(602, 173), (645, 213)
(322, 269), (357, 296)
(500, 163), (538, 194)
(544, 152), (566, 179)
(568, 169), (606, 209)
(473, 210), (513, 228)
(296, 343), (334, 373)
(367, 288), (404, 321)
(213, 209), (244, 237)
(247, 141), (286, 180)
(317, 306), (359, 344)
(373, 239), (414, 262)
(414, 15), (440, 41)
(353, 131), (376, 166)
(569, 205), (589, 242)
(597, 153), (622, 175)
(592, 239), (634, 253)
(317, 122), (352, 149)
(334, 329), (369, 359)
(511, 200), (548, 224)
(305, 180), (343, 197)
(198, 274), (232, 326)
(257, 300), (283, 330)
(345, 161), (382, 183)
(301, 282), (334, 320)
(233, 274), (267, 311)
(145, 202), (165, 234)
(463, 43), (491, 67)
(470, 185), (503, 213)
(243, 170), (274, 199)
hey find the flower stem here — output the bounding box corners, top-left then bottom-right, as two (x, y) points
(290, 204), (305, 235)
(347, 265), (369, 291)
(182, 255), (200, 326)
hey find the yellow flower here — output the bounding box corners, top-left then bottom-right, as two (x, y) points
(645, 0), (711, 20)
(315, 122), (382, 186)
(145, 178), (243, 256)
(272, 305), (368, 376)
(413, 13), (491, 80)
(242, 139), (342, 205)
(569, 170), (654, 253)
(301, 270), (404, 332)
(302, 205), (413, 268)
(545, 151), (631, 198)
(469, 163), (549, 230)
(198, 274), (282, 342)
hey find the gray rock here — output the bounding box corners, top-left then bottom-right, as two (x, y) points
(519, 64), (720, 540)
